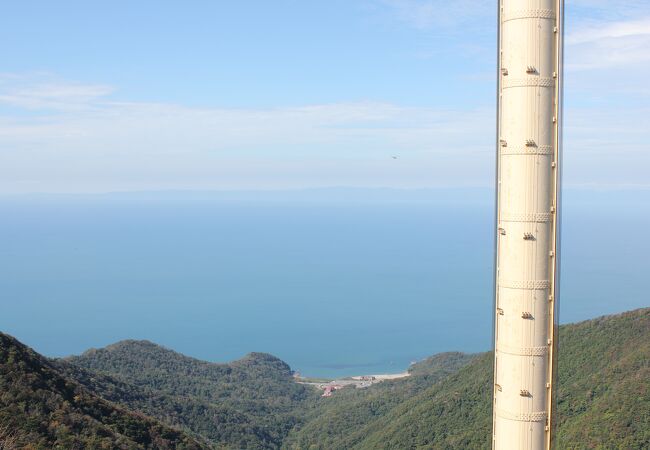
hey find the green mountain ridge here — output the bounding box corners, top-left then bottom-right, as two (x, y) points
(282, 352), (477, 449)
(285, 308), (650, 449)
(0, 332), (207, 450)
(1, 307), (649, 449)
(61, 339), (317, 449)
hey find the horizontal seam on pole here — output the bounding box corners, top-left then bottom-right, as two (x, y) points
(499, 279), (550, 289)
(501, 145), (553, 155)
(497, 344), (549, 356)
(503, 9), (555, 22)
(500, 212), (553, 222)
(495, 408), (548, 422)
(502, 77), (555, 88)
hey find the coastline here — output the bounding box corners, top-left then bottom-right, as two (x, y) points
(295, 371), (411, 396)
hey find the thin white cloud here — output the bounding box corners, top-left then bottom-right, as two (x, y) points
(568, 0), (650, 21)
(566, 17), (650, 70)
(0, 74), (494, 193)
(1, 70), (648, 193)
(5, 0), (650, 198)
(0, 75), (114, 111)
(379, 0), (492, 29)
(568, 17), (650, 44)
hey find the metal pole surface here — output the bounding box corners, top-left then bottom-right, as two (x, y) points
(492, 0), (563, 448)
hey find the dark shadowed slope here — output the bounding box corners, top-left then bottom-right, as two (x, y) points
(0, 332), (208, 450)
(63, 340), (318, 449)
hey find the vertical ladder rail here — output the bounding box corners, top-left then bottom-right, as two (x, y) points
(545, 0), (564, 448)
(491, 1), (504, 448)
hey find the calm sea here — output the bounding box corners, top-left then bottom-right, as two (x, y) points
(1, 188), (648, 377)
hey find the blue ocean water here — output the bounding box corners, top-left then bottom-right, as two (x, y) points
(0, 188), (648, 377)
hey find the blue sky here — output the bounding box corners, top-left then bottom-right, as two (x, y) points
(1, 0), (649, 193)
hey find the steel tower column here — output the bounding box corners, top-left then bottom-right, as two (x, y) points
(492, 0), (563, 448)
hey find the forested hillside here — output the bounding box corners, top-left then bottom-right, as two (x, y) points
(282, 352), (476, 449)
(0, 332), (207, 450)
(62, 340), (317, 449)
(2, 307), (648, 449)
(285, 307), (650, 449)
(555, 308), (650, 448)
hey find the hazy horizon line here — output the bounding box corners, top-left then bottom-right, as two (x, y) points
(2, 183), (650, 197)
